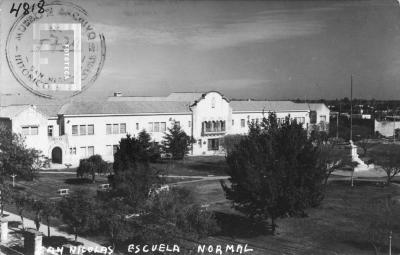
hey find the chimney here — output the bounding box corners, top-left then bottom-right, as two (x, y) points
(113, 92), (123, 97)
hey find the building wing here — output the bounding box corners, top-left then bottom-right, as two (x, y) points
(231, 100), (310, 113)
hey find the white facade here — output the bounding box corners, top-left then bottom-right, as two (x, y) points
(0, 91), (330, 166)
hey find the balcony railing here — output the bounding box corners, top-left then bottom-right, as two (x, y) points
(201, 120), (226, 136)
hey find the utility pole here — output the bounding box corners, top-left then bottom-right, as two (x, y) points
(350, 75), (353, 142)
(393, 108), (396, 143)
(389, 230), (392, 255)
(336, 103), (341, 139)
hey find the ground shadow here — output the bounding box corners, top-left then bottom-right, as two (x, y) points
(329, 179), (387, 187)
(343, 240), (400, 254)
(214, 211), (271, 238)
(43, 235), (83, 247)
(65, 178), (93, 185)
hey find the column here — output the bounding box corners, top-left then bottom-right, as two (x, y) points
(24, 229), (43, 255)
(0, 221), (8, 243)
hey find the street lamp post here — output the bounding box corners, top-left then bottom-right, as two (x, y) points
(10, 174), (17, 187)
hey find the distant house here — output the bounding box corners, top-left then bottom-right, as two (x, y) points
(308, 103), (330, 132)
(375, 119), (400, 137)
(0, 91), (330, 166)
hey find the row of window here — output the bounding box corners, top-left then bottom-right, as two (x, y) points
(69, 146), (95, 157)
(72, 125), (94, 136)
(69, 145), (117, 157)
(202, 121), (226, 133)
(71, 121), (187, 136)
(106, 123), (126, 135)
(22, 126), (38, 135)
(148, 122), (167, 133)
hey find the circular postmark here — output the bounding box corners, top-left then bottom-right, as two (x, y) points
(6, 1), (106, 99)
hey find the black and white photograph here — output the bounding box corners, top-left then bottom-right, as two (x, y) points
(0, 0), (399, 254)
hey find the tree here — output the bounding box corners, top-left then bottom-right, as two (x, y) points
(350, 195), (400, 255)
(369, 144), (400, 185)
(0, 124), (44, 181)
(221, 113), (325, 234)
(0, 182), (12, 219)
(318, 142), (354, 185)
(356, 138), (375, 157)
(30, 199), (45, 231)
(223, 134), (245, 154)
(76, 159), (93, 179)
(77, 155), (109, 182)
(12, 191), (31, 229)
(41, 200), (60, 237)
(112, 135), (162, 210)
(95, 198), (133, 250)
(142, 187), (219, 242)
(58, 191), (97, 241)
(162, 125), (194, 160)
(138, 130), (160, 162)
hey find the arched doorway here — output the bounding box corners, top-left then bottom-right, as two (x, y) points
(51, 147), (62, 164)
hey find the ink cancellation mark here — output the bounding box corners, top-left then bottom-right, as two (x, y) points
(5, 1), (106, 99)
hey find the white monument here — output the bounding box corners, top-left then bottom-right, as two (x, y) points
(350, 140), (374, 172)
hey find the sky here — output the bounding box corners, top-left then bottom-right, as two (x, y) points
(1, 0), (400, 101)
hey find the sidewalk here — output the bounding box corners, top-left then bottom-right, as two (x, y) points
(2, 211), (103, 249)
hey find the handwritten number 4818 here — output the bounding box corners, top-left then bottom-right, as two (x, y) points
(10, 0), (45, 17)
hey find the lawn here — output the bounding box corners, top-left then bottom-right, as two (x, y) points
(184, 179), (400, 255)
(41, 156), (229, 177)
(151, 156), (229, 176)
(6, 155), (400, 254)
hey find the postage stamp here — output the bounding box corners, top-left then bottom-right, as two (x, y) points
(5, 1), (106, 98)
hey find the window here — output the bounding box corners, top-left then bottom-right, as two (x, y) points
(31, 127), (39, 135)
(106, 123), (125, 135)
(48, 125), (53, 136)
(120, 123), (126, 134)
(88, 146), (94, 157)
(161, 122), (166, 132)
(148, 122), (166, 132)
(69, 147), (76, 155)
(148, 122), (153, 132)
(208, 138), (219, 151)
(79, 125), (86, 136)
(72, 125), (78, 135)
(31, 126), (38, 135)
(241, 119), (245, 128)
(310, 111), (317, 124)
(113, 124), (119, 134)
(106, 145), (112, 155)
(22, 126), (38, 135)
(136, 123), (139, 130)
(232, 120), (234, 126)
(175, 121), (180, 128)
(154, 122), (160, 132)
(113, 145), (118, 155)
(22, 127), (29, 135)
(188, 121), (191, 128)
(80, 147), (87, 158)
(320, 115), (327, 122)
(87, 125), (94, 135)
